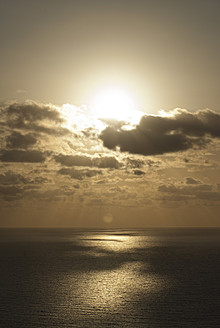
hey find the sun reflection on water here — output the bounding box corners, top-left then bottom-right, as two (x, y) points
(66, 232), (165, 315)
(79, 231), (157, 253)
(79, 261), (163, 312)
(87, 234), (131, 252)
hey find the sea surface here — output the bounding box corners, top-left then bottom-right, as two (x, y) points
(0, 228), (220, 327)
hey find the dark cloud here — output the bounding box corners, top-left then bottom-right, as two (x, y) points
(159, 194), (191, 202)
(0, 171), (50, 186)
(195, 191), (220, 201)
(32, 176), (50, 184)
(55, 154), (92, 167)
(6, 131), (37, 149)
(0, 172), (71, 201)
(133, 169), (145, 176)
(126, 158), (145, 168)
(21, 124), (69, 136)
(0, 171), (29, 185)
(58, 168), (102, 180)
(1, 101), (69, 136)
(5, 101), (63, 124)
(185, 177), (200, 185)
(99, 109), (220, 156)
(0, 185), (23, 201)
(125, 157), (161, 170)
(54, 154), (121, 169)
(0, 150), (45, 163)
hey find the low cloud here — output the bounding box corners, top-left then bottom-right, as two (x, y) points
(6, 131), (37, 149)
(58, 168), (102, 180)
(99, 109), (220, 155)
(158, 181), (220, 203)
(133, 169), (145, 176)
(0, 171), (29, 185)
(0, 171), (50, 185)
(158, 183), (212, 194)
(0, 185), (23, 201)
(0, 150), (45, 163)
(54, 154), (121, 169)
(126, 158), (145, 168)
(185, 177), (200, 185)
(24, 188), (74, 202)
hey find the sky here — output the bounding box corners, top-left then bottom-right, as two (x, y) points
(0, 0), (220, 227)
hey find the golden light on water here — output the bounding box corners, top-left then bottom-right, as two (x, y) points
(79, 262), (149, 310)
(90, 234), (131, 252)
(66, 234), (165, 314)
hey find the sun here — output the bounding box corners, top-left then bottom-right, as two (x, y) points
(91, 87), (139, 121)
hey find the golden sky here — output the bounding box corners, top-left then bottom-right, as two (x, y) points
(0, 0), (220, 227)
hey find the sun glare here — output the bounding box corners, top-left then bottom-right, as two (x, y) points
(91, 87), (140, 122)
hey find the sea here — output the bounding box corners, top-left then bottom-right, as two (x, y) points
(0, 228), (220, 327)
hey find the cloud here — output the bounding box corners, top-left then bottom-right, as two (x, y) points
(95, 156), (121, 169)
(54, 154), (121, 169)
(58, 168), (102, 180)
(0, 99), (219, 213)
(1, 101), (69, 136)
(185, 177), (200, 185)
(24, 188), (74, 202)
(133, 169), (145, 175)
(6, 131), (37, 149)
(5, 101), (63, 124)
(55, 154), (92, 167)
(158, 181), (220, 203)
(126, 158), (145, 168)
(126, 157), (161, 169)
(158, 183), (212, 194)
(99, 109), (220, 156)
(0, 150), (45, 163)
(0, 185), (23, 201)
(32, 176), (50, 184)
(0, 171), (50, 186)
(0, 170), (71, 202)
(0, 171), (29, 185)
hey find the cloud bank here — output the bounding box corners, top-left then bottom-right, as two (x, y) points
(0, 100), (219, 223)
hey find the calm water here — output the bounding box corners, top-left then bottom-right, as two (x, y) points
(0, 228), (220, 327)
